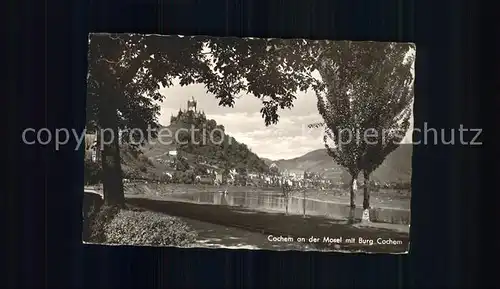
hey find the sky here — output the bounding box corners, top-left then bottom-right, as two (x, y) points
(157, 43), (415, 161)
(157, 87), (414, 161)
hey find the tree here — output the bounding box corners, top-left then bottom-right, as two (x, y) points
(279, 178), (293, 215)
(87, 34), (324, 206)
(84, 159), (102, 185)
(175, 155), (189, 172)
(269, 164), (280, 176)
(236, 166), (248, 186)
(193, 163), (207, 176)
(310, 42), (414, 222)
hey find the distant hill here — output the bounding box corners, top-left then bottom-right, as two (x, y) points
(111, 108), (412, 183)
(268, 144), (413, 183)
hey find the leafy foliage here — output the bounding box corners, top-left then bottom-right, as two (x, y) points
(83, 205), (120, 243)
(313, 42), (414, 177)
(309, 42), (414, 214)
(87, 34), (335, 205)
(120, 145), (155, 178)
(174, 154), (190, 172)
(87, 34), (327, 136)
(235, 167), (248, 186)
(269, 163), (280, 176)
(104, 210), (197, 247)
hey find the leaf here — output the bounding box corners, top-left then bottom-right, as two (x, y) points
(315, 42), (414, 177)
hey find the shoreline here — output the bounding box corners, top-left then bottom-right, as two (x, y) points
(125, 193), (410, 232)
(87, 182), (410, 210)
(85, 183), (410, 225)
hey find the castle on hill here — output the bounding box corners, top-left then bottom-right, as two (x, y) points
(170, 96), (207, 125)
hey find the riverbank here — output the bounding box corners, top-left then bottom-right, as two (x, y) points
(86, 183), (410, 225)
(296, 190), (410, 210)
(125, 195), (410, 253)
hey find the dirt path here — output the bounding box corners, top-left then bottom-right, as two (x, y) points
(181, 217), (312, 250)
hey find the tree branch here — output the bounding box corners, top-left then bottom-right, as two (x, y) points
(100, 58), (122, 65)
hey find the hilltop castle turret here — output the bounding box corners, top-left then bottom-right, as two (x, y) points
(170, 97), (206, 125)
(187, 96), (197, 112)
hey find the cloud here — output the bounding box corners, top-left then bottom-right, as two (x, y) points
(157, 81), (414, 160)
(208, 112), (328, 158)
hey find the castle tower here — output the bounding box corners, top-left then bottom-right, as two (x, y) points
(187, 96), (197, 112)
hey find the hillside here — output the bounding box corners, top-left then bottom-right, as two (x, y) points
(85, 110), (269, 182)
(268, 144), (413, 183)
(140, 109), (269, 176)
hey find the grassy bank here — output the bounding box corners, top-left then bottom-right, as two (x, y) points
(126, 197), (410, 253)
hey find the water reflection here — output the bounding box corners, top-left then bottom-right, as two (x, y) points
(172, 191), (410, 225)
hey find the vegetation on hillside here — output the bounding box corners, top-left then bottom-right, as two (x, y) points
(84, 144), (158, 184)
(169, 109), (269, 173)
(120, 145), (156, 178)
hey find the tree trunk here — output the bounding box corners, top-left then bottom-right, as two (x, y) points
(302, 189), (306, 218)
(362, 171), (371, 223)
(283, 186), (289, 215)
(95, 130), (101, 163)
(99, 108), (125, 208)
(348, 174), (357, 224)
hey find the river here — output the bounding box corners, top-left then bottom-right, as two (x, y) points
(168, 190), (410, 225)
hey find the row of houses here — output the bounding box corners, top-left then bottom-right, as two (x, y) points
(84, 133), (335, 190)
(188, 167), (333, 190)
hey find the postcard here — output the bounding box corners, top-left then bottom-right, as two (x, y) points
(83, 34), (414, 253)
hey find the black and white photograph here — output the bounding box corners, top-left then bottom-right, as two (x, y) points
(83, 34), (414, 253)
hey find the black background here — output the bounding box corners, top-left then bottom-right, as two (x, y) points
(8, 0), (485, 288)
